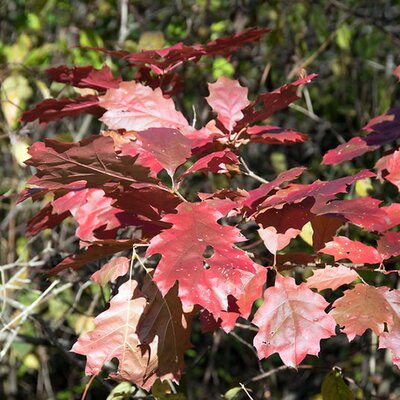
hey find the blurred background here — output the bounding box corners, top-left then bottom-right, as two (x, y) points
(1, 1), (400, 399)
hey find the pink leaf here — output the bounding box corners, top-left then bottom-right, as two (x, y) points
(306, 265), (359, 291)
(253, 274), (336, 367)
(91, 256), (130, 286)
(375, 149), (400, 191)
(71, 277), (192, 390)
(246, 125), (308, 144)
(99, 81), (188, 131)
(258, 226), (301, 255)
(377, 231), (400, 260)
(121, 128), (193, 177)
(330, 284), (393, 340)
(206, 77), (250, 132)
(320, 237), (382, 264)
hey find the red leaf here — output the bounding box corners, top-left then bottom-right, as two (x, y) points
(180, 150), (239, 179)
(235, 74), (317, 131)
(121, 128), (193, 177)
(379, 321), (400, 368)
(245, 125), (308, 145)
(260, 170), (374, 210)
(375, 149), (400, 191)
(330, 284), (393, 340)
(243, 167), (306, 212)
(377, 231), (400, 260)
(99, 81), (188, 131)
(46, 65), (121, 91)
(322, 137), (378, 165)
(394, 65), (400, 80)
(26, 204), (70, 236)
(146, 200), (260, 323)
(25, 135), (155, 190)
(306, 265), (359, 291)
(91, 256), (130, 286)
(20, 95), (102, 123)
(71, 276), (192, 390)
(206, 77), (250, 132)
(320, 237), (382, 264)
(82, 27), (270, 74)
(314, 198), (389, 232)
(253, 274), (336, 367)
(322, 108), (400, 165)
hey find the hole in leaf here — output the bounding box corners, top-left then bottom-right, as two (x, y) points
(202, 245), (214, 259)
(203, 261), (210, 270)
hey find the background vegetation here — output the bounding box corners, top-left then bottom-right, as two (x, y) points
(1, 1), (399, 399)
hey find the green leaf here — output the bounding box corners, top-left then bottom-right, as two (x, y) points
(224, 387), (242, 400)
(336, 24), (352, 50)
(321, 368), (354, 400)
(106, 382), (134, 400)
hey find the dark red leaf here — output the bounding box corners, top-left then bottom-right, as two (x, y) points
(46, 65), (121, 91)
(20, 95), (102, 123)
(245, 125), (309, 145)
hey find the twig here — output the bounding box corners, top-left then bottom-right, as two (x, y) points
(240, 157), (269, 184)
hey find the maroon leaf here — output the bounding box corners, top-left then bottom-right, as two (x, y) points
(25, 135), (155, 190)
(235, 74), (317, 132)
(49, 240), (136, 274)
(82, 27), (270, 74)
(20, 95), (102, 123)
(311, 215), (344, 251)
(46, 65), (121, 91)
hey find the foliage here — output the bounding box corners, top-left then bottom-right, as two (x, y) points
(9, 26), (400, 398)
(2, 4), (399, 398)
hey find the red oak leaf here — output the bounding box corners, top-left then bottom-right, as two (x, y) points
(91, 256), (130, 286)
(200, 265), (267, 332)
(245, 125), (308, 145)
(243, 167), (306, 212)
(235, 74), (317, 132)
(121, 128), (193, 177)
(260, 170), (374, 210)
(46, 65), (121, 91)
(379, 321), (400, 368)
(322, 108), (400, 165)
(377, 231), (400, 260)
(82, 27), (270, 74)
(375, 149), (400, 191)
(49, 240), (136, 275)
(306, 265), (359, 291)
(310, 215), (343, 251)
(206, 77), (250, 133)
(330, 284), (393, 340)
(99, 81), (188, 131)
(71, 277), (192, 390)
(320, 237), (382, 264)
(179, 150), (239, 179)
(146, 200), (259, 323)
(314, 198), (389, 232)
(20, 95), (102, 123)
(253, 274), (336, 367)
(25, 135), (155, 190)
(379, 289), (400, 368)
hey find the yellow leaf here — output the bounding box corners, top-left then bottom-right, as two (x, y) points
(138, 31), (165, 50)
(300, 222), (314, 246)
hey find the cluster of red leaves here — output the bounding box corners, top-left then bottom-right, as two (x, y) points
(21, 28), (400, 391)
